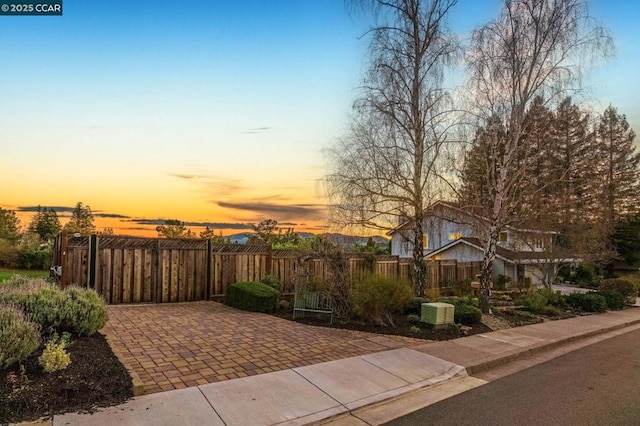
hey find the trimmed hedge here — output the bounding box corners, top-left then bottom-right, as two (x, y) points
(598, 290), (625, 311)
(454, 303), (483, 325)
(599, 278), (636, 301)
(564, 293), (607, 313)
(224, 281), (279, 313)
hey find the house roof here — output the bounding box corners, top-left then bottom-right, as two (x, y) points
(387, 201), (557, 237)
(386, 201), (476, 236)
(425, 237), (581, 264)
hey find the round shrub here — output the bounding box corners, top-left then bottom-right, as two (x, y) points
(599, 279), (636, 302)
(23, 285), (68, 334)
(517, 292), (547, 314)
(454, 304), (482, 325)
(60, 286), (109, 336)
(564, 292), (607, 313)
(598, 290), (625, 311)
(403, 297), (431, 315)
(260, 274), (282, 293)
(225, 281), (280, 313)
(352, 275), (414, 327)
(0, 304), (41, 370)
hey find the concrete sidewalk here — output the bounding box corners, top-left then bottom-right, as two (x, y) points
(53, 307), (640, 426)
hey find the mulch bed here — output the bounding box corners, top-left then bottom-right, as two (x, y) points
(271, 309), (493, 340)
(0, 333), (133, 424)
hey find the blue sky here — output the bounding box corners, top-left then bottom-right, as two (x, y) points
(1, 0), (638, 236)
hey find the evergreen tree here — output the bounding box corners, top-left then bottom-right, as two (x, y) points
(63, 202), (96, 235)
(593, 105), (640, 230)
(0, 208), (21, 242)
(28, 206), (62, 241)
(156, 219), (193, 239)
(199, 226), (227, 243)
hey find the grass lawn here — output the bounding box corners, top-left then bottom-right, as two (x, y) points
(0, 269), (49, 283)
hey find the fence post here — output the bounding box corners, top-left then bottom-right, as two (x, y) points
(87, 234), (98, 289)
(206, 239), (212, 300)
(60, 232), (69, 287)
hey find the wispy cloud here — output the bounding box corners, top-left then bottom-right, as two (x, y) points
(240, 126), (272, 134)
(168, 172), (244, 195)
(167, 173), (210, 180)
(17, 206), (130, 219)
(217, 201), (325, 220)
(125, 218), (252, 230)
(17, 205), (76, 213)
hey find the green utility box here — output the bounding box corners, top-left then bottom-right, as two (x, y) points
(420, 302), (455, 329)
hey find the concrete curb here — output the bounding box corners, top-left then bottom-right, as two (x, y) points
(315, 309), (640, 425)
(465, 313), (640, 375)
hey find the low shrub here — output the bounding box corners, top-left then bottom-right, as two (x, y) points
(540, 305), (564, 317)
(39, 332), (72, 373)
(454, 303), (482, 325)
(564, 292), (607, 313)
(538, 287), (564, 307)
(599, 278), (636, 302)
(574, 264), (599, 287)
(0, 275), (50, 304)
(1, 279), (108, 336)
(409, 325), (421, 334)
(494, 274), (511, 291)
(598, 290), (625, 311)
(439, 296), (479, 308)
(0, 304), (41, 370)
(260, 274), (282, 293)
(352, 275), (414, 327)
(225, 281), (279, 313)
(518, 292), (547, 313)
(403, 297), (431, 315)
(450, 279), (473, 297)
(60, 286), (109, 336)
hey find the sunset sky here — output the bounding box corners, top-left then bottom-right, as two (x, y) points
(2, 0), (638, 237)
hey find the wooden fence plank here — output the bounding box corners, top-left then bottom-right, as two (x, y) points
(112, 249), (122, 304)
(171, 250), (179, 302)
(133, 249), (143, 303)
(143, 249), (153, 302)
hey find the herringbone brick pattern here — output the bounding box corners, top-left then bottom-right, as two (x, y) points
(104, 302), (425, 394)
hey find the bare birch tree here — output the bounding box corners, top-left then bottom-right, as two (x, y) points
(465, 0), (612, 312)
(326, 0), (459, 294)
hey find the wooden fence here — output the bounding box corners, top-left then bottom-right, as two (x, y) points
(52, 234), (478, 304)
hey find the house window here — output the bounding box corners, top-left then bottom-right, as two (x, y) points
(499, 232), (508, 243)
(402, 241), (411, 254)
(423, 235), (428, 249)
(449, 233), (462, 240)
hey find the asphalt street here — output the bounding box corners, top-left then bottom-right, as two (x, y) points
(386, 328), (640, 426)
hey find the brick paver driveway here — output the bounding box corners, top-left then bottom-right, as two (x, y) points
(104, 301), (424, 394)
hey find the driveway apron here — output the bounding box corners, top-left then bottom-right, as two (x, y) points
(104, 301), (424, 394)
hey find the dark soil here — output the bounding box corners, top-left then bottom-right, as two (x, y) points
(271, 309), (492, 340)
(0, 333), (133, 424)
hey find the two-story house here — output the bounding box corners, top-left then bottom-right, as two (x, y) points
(388, 201), (580, 286)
